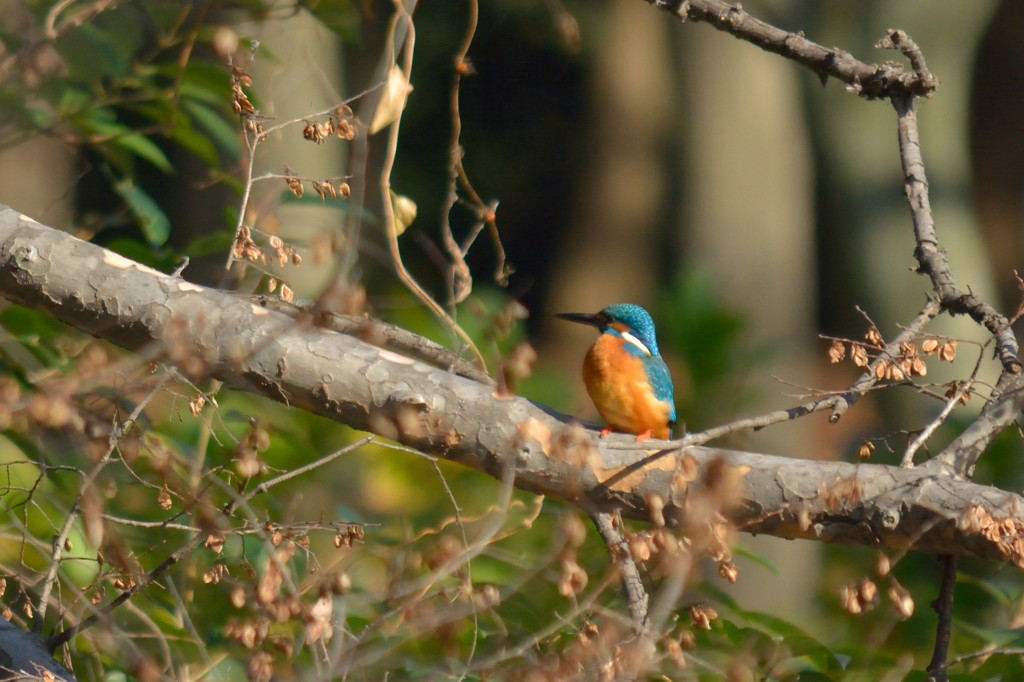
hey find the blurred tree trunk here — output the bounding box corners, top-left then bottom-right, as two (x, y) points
(546, 0), (675, 373)
(0, 136), (75, 232)
(0, 1), (75, 230)
(675, 14), (820, 624)
(971, 0), (1024, 310)
(247, 9), (348, 297)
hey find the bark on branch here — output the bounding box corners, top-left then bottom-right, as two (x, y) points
(0, 206), (1023, 568)
(646, 0), (939, 99)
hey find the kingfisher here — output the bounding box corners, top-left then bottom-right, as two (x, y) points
(557, 303), (676, 441)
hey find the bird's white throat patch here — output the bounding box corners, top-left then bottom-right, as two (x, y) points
(620, 330), (651, 356)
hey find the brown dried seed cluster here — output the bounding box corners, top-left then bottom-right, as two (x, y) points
(557, 514), (590, 598)
(224, 534), (352, 681)
(285, 171), (303, 199)
(689, 603), (718, 630)
(334, 524), (364, 548)
(203, 562), (227, 584)
(311, 179), (351, 201)
(232, 225), (261, 263)
(922, 338), (958, 361)
(960, 504), (1024, 568)
(557, 557), (588, 597)
(284, 168), (350, 203)
(840, 578), (879, 614)
(231, 226), (301, 300)
(247, 651), (274, 682)
(266, 234), (301, 268)
(235, 420), (270, 479)
(230, 65), (255, 115)
(244, 116), (267, 143)
(828, 328), (958, 383)
(302, 105), (356, 144)
(943, 379), (970, 405)
(841, 569), (913, 619)
(889, 582), (915, 619)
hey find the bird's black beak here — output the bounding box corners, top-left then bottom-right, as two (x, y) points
(555, 312), (601, 328)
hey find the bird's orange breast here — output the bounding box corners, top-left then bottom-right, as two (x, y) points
(582, 335), (673, 439)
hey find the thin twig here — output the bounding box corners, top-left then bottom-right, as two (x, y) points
(875, 29), (937, 88)
(466, 572), (621, 674)
(258, 81), (385, 137)
(890, 90), (1024, 477)
(901, 348), (983, 467)
(431, 456), (478, 682)
(947, 646), (1024, 669)
(648, 0), (938, 99)
(250, 435), (374, 496)
(35, 373), (172, 632)
(599, 299), (943, 481)
(376, 2), (487, 370)
(591, 511), (650, 635)
(47, 437), (373, 650)
(333, 457), (517, 679)
(926, 555), (957, 682)
(441, 0), (510, 296)
(892, 94), (1020, 374)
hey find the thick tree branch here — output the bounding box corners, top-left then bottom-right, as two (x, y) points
(252, 296), (494, 386)
(0, 619), (75, 681)
(2, 207), (1024, 568)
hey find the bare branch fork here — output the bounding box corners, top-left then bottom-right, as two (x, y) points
(647, 0), (939, 98)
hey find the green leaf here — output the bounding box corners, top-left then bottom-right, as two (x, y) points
(113, 133), (174, 173)
(170, 115), (219, 166)
(185, 231), (234, 258)
(734, 545), (780, 574)
(0, 306), (68, 342)
(0, 92), (49, 130)
(59, 19), (139, 82)
(76, 108), (173, 173)
(179, 64), (231, 105)
(182, 98), (240, 158)
(113, 179), (171, 246)
(56, 85), (95, 116)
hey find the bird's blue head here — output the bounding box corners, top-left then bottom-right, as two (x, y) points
(556, 303), (662, 358)
(596, 303), (661, 357)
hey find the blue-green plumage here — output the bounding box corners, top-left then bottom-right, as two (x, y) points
(557, 303), (677, 439)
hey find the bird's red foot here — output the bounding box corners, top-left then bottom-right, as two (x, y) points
(634, 429), (653, 442)
(600, 427), (613, 438)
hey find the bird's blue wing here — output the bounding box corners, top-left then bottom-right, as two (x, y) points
(644, 356), (676, 424)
